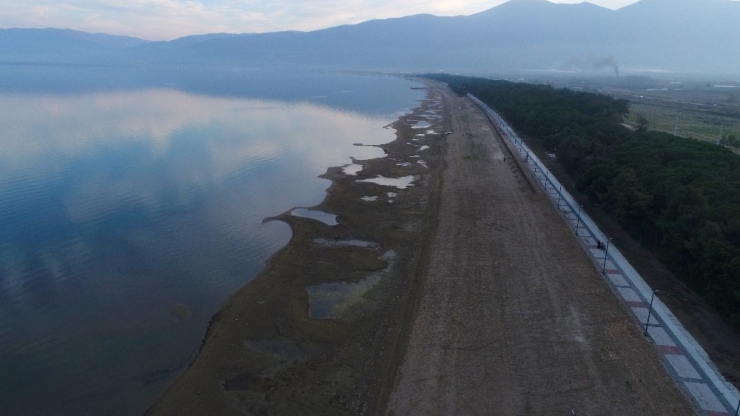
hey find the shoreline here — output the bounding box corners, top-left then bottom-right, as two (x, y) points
(146, 80), (448, 415)
(145, 79), (711, 415)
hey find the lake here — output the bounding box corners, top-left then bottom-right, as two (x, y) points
(0, 66), (422, 415)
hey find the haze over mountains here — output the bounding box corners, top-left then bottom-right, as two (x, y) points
(1, 0), (739, 76)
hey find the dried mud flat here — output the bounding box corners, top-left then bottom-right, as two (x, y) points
(145, 83), (447, 415)
(386, 86), (696, 415)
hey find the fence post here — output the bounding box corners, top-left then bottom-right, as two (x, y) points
(644, 290), (659, 337)
(602, 239), (611, 274)
(556, 187), (562, 209)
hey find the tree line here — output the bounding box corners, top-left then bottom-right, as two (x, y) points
(426, 74), (740, 326)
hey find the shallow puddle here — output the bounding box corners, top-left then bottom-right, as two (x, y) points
(313, 238), (379, 248)
(307, 251), (396, 319)
(291, 208), (338, 226)
(342, 164), (363, 175)
(357, 175), (415, 189)
(411, 120), (431, 129)
(361, 196), (378, 202)
(418, 145), (430, 152)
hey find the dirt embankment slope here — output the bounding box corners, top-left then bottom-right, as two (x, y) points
(386, 87), (696, 415)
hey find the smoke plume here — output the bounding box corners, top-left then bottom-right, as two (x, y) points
(560, 54), (620, 77)
(589, 55), (620, 77)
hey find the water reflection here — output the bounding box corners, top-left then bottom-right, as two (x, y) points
(306, 250), (396, 319)
(0, 75), (422, 415)
(290, 208), (339, 226)
(357, 175), (416, 189)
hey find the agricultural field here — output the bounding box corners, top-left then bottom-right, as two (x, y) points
(536, 74), (740, 145)
(625, 100), (740, 144)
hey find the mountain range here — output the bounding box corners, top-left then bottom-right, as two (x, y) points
(1, 0), (739, 76)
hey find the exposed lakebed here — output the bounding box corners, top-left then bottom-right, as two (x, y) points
(148, 82), (449, 415)
(307, 250), (396, 319)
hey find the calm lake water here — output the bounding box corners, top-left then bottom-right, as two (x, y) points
(0, 66), (422, 415)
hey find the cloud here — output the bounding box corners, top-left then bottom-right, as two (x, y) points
(0, 0), (643, 41)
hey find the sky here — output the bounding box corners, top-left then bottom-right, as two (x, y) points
(0, 0), (644, 41)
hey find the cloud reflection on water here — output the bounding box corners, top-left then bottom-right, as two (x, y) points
(0, 84), (417, 416)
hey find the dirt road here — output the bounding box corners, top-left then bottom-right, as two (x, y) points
(386, 87), (696, 415)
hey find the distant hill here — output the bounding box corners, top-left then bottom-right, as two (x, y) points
(0, 28), (147, 64)
(1, 0), (739, 75)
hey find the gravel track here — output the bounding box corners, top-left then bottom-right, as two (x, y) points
(386, 87), (696, 416)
